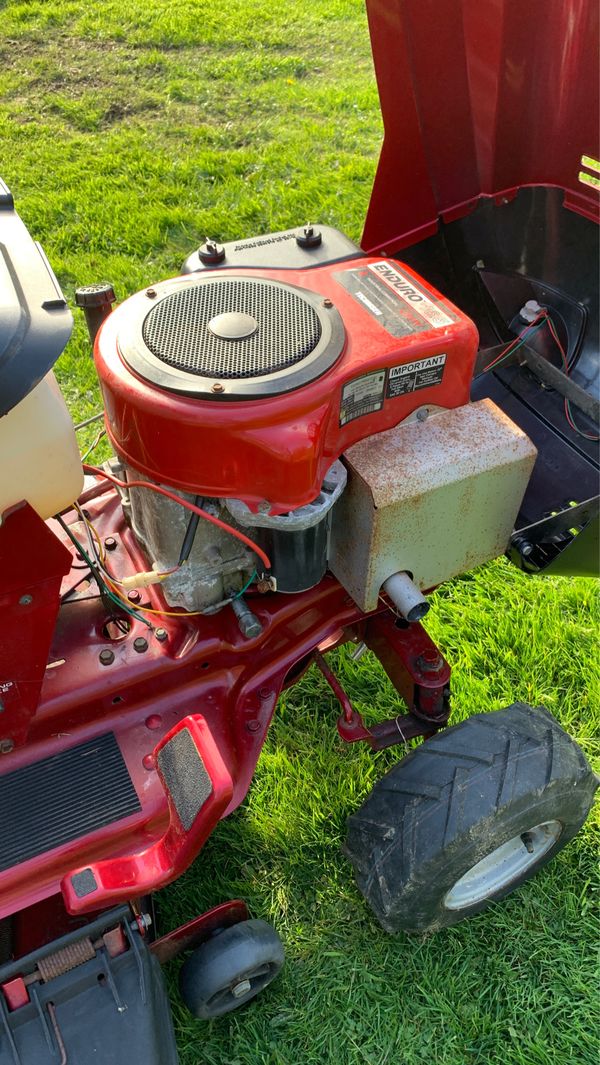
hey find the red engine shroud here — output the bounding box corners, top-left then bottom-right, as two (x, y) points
(94, 257), (478, 512)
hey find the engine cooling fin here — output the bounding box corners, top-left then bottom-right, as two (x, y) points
(118, 274), (345, 399)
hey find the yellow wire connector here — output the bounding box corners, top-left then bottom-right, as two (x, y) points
(119, 570), (170, 591)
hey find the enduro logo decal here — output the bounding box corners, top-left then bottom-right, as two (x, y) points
(367, 263), (454, 329)
(334, 263), (456, 338)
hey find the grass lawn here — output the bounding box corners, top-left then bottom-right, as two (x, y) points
(1, 1), (598, 1062)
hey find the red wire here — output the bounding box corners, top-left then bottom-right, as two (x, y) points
(483, 311), (548, 371)
(82, 464), (272, 570)
(543, 317), (600, 442)
(485, 310), (599, 442)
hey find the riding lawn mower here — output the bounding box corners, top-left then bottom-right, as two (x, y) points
(0, 0), (598, 1061)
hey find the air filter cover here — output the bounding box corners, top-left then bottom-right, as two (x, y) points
(118, 275), (345, 399)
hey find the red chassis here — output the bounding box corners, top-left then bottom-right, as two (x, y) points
(0, 481), (449, 931)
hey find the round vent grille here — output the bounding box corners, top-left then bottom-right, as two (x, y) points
(142, 278), (321, 379)
(117, 274), (345, 400)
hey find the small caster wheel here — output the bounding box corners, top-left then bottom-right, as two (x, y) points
(179, 919), (284, 1019)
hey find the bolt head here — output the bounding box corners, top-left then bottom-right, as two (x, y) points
(127, 589), (141, 604)
(417, 650), (443, 673)
(0, 739), (14, 755)
(211, 382), (225, 394)
(18, 594), (33, 606)
(133, 637), (148, 654)
(323, 298), (333, 308)
(154, 627), (168, 642)
(146, 287), (157, 298)
(99, 649), (115, 665)
(104, 537), (117, 552)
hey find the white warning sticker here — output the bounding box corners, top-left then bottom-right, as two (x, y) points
(340, 370), (386, 426)
(386, 354), (447, 397)
(367, 262), (454, 329)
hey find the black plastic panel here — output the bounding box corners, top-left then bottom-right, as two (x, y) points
(0, 733), (140, 872)
(0, 908), (179, 1065)
(0, 179), (73, 416)
(181, 224), (362, 274)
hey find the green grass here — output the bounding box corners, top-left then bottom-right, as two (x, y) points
(1, 2), (598, 1062)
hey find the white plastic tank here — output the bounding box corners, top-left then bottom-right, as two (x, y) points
(0, 372), (84, 520)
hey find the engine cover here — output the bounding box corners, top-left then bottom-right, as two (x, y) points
(94, 255), (478, 513)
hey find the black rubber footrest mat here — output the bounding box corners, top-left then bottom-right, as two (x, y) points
(0, 733), (141, 872)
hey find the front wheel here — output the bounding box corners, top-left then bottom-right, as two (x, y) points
(344, 702), (597, 933)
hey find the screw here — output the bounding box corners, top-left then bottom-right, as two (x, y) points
(133, 637), (148, 654)
(246, 719), (261, 733)
(127, 589), (141, 604)
(154, 627), (168, 642)
(513, 536), (534, 558)
(323, 298), (333, 308)
(99, 649), (115, 666)
(146, 287), (157, 298)
(0, 739), (14, 755)
(211, 382), (224, 394)
(18, 594), (33, 606)
(104, 537), (117, 552)
(416, 408), (429, 423)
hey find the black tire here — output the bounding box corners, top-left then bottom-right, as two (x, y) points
(179, 919), (284, 1019)
(344, 703), (598, 933)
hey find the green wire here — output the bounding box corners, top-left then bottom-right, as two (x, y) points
(485, 319), (546, 371)
(55, 515), (151, 627)
(234, 570), (257, 599)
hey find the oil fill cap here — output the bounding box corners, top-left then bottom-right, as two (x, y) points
(208, 311), (259, 340)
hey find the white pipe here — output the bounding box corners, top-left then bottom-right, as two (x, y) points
(383, 572), (429, 622)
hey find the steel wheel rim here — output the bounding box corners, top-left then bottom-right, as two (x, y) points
(444, 820), (563, 910)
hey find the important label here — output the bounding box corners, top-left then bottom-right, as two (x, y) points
(340, 370), (386, 426)
(334, 261), (455, 337)
(386, 354), (447, 397)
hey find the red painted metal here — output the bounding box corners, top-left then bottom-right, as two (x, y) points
(62, 714), (234, 914)
(2, 977), (29, 1011)
(363, 0), (600, 253)
(0, 502), (72, 747)
(0, 482), (447, 921)
(151, 900), (249, 965)
(364, 613), (451, 722)
(94, 259), (478, 512)
(316, 624), (451, 751)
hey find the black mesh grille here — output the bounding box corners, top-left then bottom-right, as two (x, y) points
(142, 279), (322, 379)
